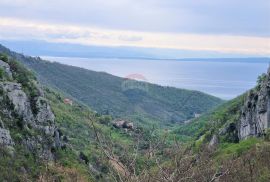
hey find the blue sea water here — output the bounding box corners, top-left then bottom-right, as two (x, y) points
(42, 56), (269, 100)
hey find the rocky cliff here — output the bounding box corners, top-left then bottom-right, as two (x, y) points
(206, 67), (270, 151)
(239, 68), (270, 140)
(0, 58), (65, 160)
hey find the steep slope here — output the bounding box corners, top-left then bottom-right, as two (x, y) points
(0, 44), (223, 127)
(1, 46), (270, 181)
(150, 67), (270, 182)
(178, 67), (270, 145)
(0, 53), (145, 181)
(0, 54), (68, 180)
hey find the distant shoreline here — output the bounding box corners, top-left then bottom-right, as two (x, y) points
(41, 56), (270, 64)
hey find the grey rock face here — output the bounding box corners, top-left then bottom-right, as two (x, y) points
(35, 97), (55, 124)
(0, 60), (65, 160)
(0, 59), (13, 79)
(0, 82), (55, 129)
(0, 82), (34, 123)
(208, 134), (218, 149)
(0, 81), (63, 160)
(239, 68), (270, 140)
(0, 128), (14, 146)
(22, 136), (54, 160)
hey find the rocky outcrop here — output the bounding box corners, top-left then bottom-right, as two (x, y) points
(35, 97), (55, 124)
(0, 82), (34, 122)
(0, 59), (13, 79)
(0, 116), (14, 147)
(0, 62), (65, 160)
(0, 128), (14, 146)
(113, 120), (134, 130)
(239, 68), (270, 140)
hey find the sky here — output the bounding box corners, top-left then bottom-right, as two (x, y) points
(0, 0), (269, 57)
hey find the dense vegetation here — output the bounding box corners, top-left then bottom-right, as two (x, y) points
(0, 44), (223, 127)
(1, 45), (270, 181)
(173, 93), (246, 143)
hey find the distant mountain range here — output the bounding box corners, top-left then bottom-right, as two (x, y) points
(2, 40), (266, 60)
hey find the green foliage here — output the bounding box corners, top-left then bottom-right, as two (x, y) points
(173, 93), (245, 142)
(44, 87), (144, 180)
(98, 115), (112, 125)
(0, 145), (45, 181)
(9, 59), (36, 87)
(257, 73), (267, 85)
(265, 129), (270, 141)
(5, 58), (40, 115)
(256, 73), (268, 90)
(0, 53), (8, 62)
(0, 67), (4, 79)
(0, 46), (223, 127)
(216, 137), (261, 159)
(258, 168), (270, 182)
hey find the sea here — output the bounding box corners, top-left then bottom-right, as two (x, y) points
(42, 56), (269, 100)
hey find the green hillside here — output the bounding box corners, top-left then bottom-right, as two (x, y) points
(173, 94), (246, 142)
(0, 53), (156, 181)
(0, 44), (223, 127)
(1, 46), (270, 182)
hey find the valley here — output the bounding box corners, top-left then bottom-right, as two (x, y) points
(0, 45), (270, 181)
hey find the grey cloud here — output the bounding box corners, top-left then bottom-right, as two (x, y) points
(0, 0), (269, 36)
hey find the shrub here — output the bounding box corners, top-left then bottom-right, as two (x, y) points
(265, 129), (270, 141)
(257, 73), (267, 85)
(98, 115), (112, 125)
(8, 59), (36, 87)
(217, 137), (261, 158)
(0, 68), (4, 79)
(0, 53), (8, 63)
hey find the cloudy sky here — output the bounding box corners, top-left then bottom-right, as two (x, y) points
(0, 0), (269, 56)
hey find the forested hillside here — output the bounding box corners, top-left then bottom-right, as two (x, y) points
(1, 45), (270, 182)
(0, 44), (223, 127)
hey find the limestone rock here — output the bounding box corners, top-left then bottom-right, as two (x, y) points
(35, 97), (55, 124)
(113, 119), (134, 130)
(239, 68), (270, 140)
(0, 82), (34, 123)
(0, 59), (13, 79)
(113, 120), (126, 128)
(0, 60), (65, 161)
(0, 128), (14, 146)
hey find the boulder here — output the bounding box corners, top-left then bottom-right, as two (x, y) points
(123, 122), (134, 130)
(113, 119), (134, 130)
(113, 120), (126, 128)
